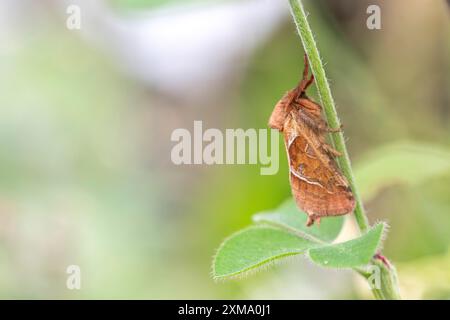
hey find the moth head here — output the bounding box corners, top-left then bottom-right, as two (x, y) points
(269, 91), (295, 131)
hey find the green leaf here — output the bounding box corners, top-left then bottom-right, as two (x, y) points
(213, 226), (316, 279)
(356, 142), (450, 201)
(213, 223), (386, 279)
(308, 223), (385, 268)
(252, 199), (344, 243)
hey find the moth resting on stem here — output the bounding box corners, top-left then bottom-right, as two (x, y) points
(269, 54), (355, 226)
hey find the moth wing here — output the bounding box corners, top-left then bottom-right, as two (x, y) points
(283, 117), (355, 224)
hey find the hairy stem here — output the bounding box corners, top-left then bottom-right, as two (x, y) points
(287, 0), (401, 300)
(288, 0), (368, 232)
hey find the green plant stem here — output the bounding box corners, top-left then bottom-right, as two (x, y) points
(287, 0), (401, 300)
(288, 0), (368, 233)
(372, 259), (402, 299)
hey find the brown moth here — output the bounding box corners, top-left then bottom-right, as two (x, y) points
(269, 54), (355, 226)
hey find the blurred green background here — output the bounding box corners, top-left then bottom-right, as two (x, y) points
(0, 0), (449, 299)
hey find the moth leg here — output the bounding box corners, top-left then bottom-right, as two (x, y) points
(326, 124), (343, 133)
(322, 143), (342, 157)
(306, 117), (343, 132)
(306, 213), (320, 227)
(306, 216), (314, 227)
(295, 111), (328, 134)
(315, 217), (321, 226)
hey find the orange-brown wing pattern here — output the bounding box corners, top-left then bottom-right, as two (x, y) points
(269, 54), (355, 226)
(283, 116), (355, 226)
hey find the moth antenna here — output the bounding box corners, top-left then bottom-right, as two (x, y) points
(298, 54), (314, 92)
(302, 53), (309, 81)
(304, 74), (314, 91)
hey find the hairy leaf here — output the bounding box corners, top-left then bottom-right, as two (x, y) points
(213, 223), (386, 279)
(213, 226), (316, 279)
(308, 223), (385, 268)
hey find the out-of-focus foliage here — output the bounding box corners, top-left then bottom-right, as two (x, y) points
(355, 143), (450, 201)
(397, 249), (450, 299)
(0, 0), (449, 299)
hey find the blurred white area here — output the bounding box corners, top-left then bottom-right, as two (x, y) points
(51, 0), (289, 103)
(245, 260), (354, 299)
